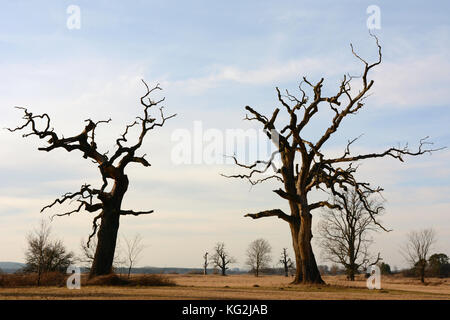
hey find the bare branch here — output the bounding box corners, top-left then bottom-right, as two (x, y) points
(244, 209), (292, 223)
(120, 210), (154, 216)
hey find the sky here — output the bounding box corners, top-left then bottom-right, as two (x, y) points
(0, 0), (449, 270)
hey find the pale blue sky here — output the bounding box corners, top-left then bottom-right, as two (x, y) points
(0, 1), (449, 269)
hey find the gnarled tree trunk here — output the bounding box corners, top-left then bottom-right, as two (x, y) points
(89, 208), (120, 277)
(289, 222), (303, 283)
(89, 175), (128, 278)
(298, 212), (324, 284)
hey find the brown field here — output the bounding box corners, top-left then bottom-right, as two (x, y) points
(0, 274), (449, 300)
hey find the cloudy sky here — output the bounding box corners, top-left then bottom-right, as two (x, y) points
(0, 0), (449, 270)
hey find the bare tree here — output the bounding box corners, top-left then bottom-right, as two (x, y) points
(401, 228), (436, 283)
(8, 80), (175, 278)
(246, 238), (272, 277)
(24, 219), (74, 285)
(279, 248), (294, 277)
(317, 188), (382, 281)
(123, 234), (145, 278)
(211, 242), (236, 276)
(222, 35), (442, 284)
(203, 252), (209, 275)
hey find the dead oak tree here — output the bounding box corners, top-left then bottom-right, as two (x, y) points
(279, 248), (294, 277)
(223, 35), (443, 284)
(211, 242), (236, 276)
(8, 80), (175, 278)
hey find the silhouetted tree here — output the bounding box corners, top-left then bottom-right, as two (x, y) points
(279, 248), (294, 277)
(428, 253), (449, 278)
(223, 35), (441, 284)
(246, 238), (272, 277)
(24, 220), (74, 285)
(401, 228), (436, 283)
(379, 262), (391, 275)
(8, 81), (175, 278)
(203, 252), (209, 275)
(211, 242), (236, 276)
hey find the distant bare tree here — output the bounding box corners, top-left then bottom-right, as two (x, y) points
(123, 234), (145, 278)
(401, 228), (436, 283)
(279, 248), (294, 277)
(330, 264), (340, 276)
(24, 219), (74, 285)
(203, 252), (209, 275)
(317, 189), (382, 280)
(211, 242), (236, 276)
(246, 239), (272, 277)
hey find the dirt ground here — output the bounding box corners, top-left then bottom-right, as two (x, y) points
(0, 274), (449, 300)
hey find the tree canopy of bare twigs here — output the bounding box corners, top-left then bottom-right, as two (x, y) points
(211, 242), (236, 276)
(123, 234), (145, 278)
(401, 228), (437, 283)
(246, 238), (272, 277)
(7, 80), (175, 278)
(317, 188), (382, 280)
(223, 34), (443, 284)
(24, 219), (74, 285)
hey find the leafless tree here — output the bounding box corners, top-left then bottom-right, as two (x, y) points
(317, 189), (382, 281)
(203, 252), (209, 275)
(211, 242), (236, 276)
(279, 248), (294, 277)
(123, 234), (145, 278)
(401, 228), (436, 283)
(246, 238), (272, 277)
(222, 35), (443, 284)
(24, 219), (74, 285)
(7, 80), (175, 278)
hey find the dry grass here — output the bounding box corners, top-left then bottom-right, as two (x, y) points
(0, 272), (175, 288)
(0, 272), (67, 287)
(0, 274), (448, 300)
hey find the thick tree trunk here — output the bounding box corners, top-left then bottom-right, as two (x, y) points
(89, 176), (128, 278)
(347, 268), (356, 281)
(420, 267), (425, 283)
(290, 222), (303, 283)
(298, 212), (324, 284)
(89, 208), (120, 278)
